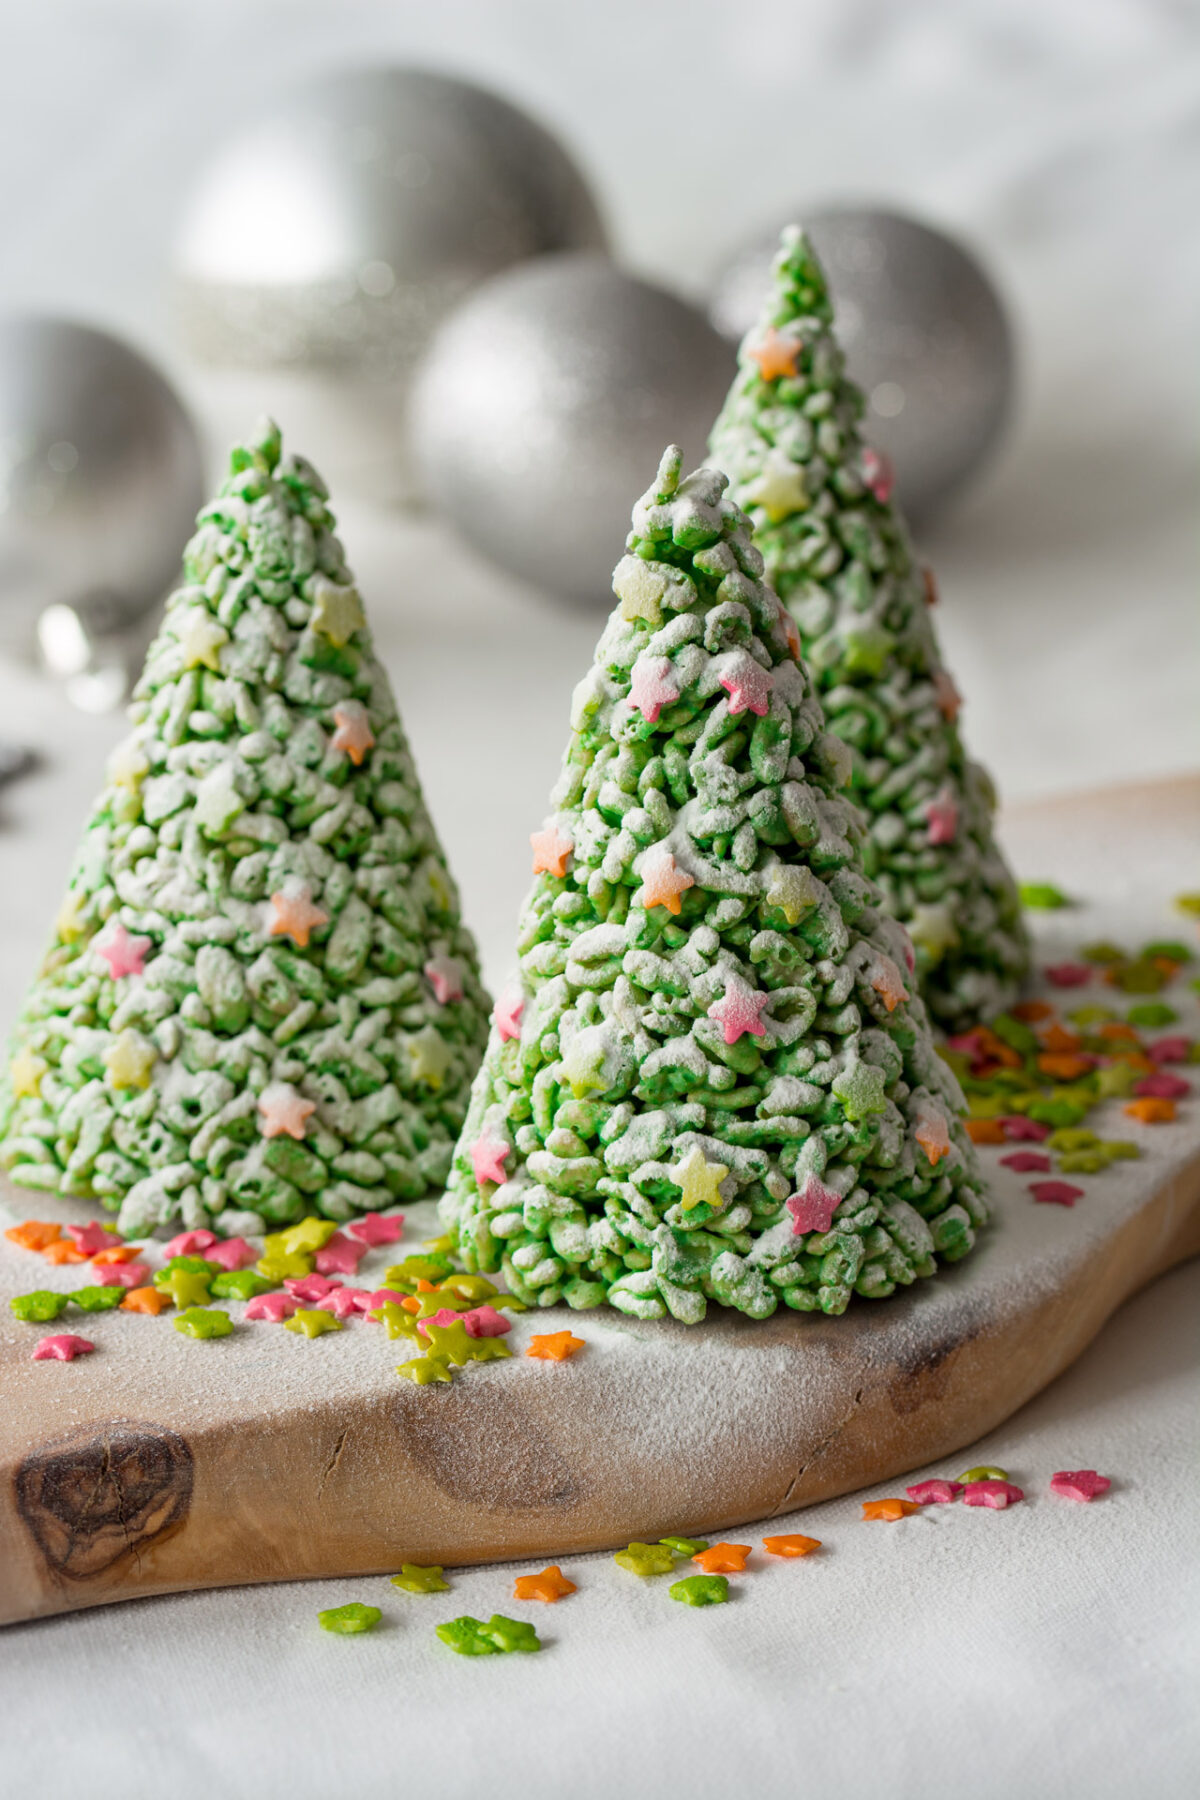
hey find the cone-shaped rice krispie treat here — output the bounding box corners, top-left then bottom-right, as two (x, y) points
(0, 420), (489, 1235)
(441, 449), (987, 1323)
(709, 227), (1029, 1029)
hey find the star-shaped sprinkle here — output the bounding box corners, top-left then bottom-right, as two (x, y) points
(245, 1292), (298, 1322)
(423, 1319), (475, 1366)
(637, 846), (694, 916)
(530, 822), (573, 878)
(310, 579), (365, 647)
(561, 1027), (611, 1100)
(68, 1285), (125, 1313)
(32, 1333), (94, 1361)
(744, 447), (810, 523)
(526, 1330), (585, 1362)
(103, 1029), (156, 1090)
(862, 1498), (920, 1521)
(629, 655), (681, 724)
(438, 1615), (541, 1656)
(764, 863), (821, 925)
(692, 1543), (751, 1574)
(462, 1304), (512, 1339)
(905, 1480), (963, 1505)
(831, 1059), (888, 1122)
(1148, 1035), (1191, 1063)
(94, 1260), (150, 1289)
(861, 446), (894, 502)
(271, 1216), (339, 1256)
(1125, 1096), (1177, 1124)
(5, 1219), (59, 1252)
(842, 620), (896, 677)
(417, 1306), (471, 1338)
(173, 1307), (233, 1339)
(670, 1575), (729, 1607)
(471, 1128), (510, 1188)
(1001, 1116), (1051, 1142)
(284, 1308), (342, 1338)
(56, 888), (87, 941)
(762, 1533), (822, 1556)
(284, 1273), (342, 1303)
(258, 1081), (316, 1140)
(68, 1221), (121, 1254)
(923, 789), (958, 847)
(867, 953), (909, 1014)
(373, 1302), (421, 1342)
(786, 1174), (841, 1236)
(210, 1270), (274, 1302)
(1050, 1469), (1111, 1503)
(155, 1268), (212, 1307)
(908, 902), (959, 964)
(107, 737), (150, 792)
(178, 609), (228, 672)
(121, 1285), (170, 1315)
(424, 954), (464, 1005)
(257, 1251), (315, 1283)
(205, 1237), (257, 1272)
(315, 1232), (367, 1277)
(266, 886), (329, 948)
(932, 668), (961, 722)
(614, 1543), (676, 1577)
(163, 1229), (217, 1258)
(42, 1238), (87, 1265)
(1134, 1072), (1190, 1100)
(9, 1046), (48, 1099)
(330, 701), (375, 766)
(316, 1287), (369, 1320)
(673, 1144), (729, 1213)
(613, 556), (669, 627)
(748, 327), (803, 382)
(915, 1108), (952, 1167)
(396, 1354), (453, 1385)
(346, 1213), (404, 1247)
(318, 1603), (381, 1634)
(493, 981), (524, 1042)
(10, 1288), (70, 1321)
(958, 1465), (1010, 1483)
(707, 973), (771, 1045)
(1000, 1151), (1052, 1173)
(660, 1536), (709, 1557)
(513, 1565), (577, 1603)
(361, 1288), (405, 1314)
(405, 1025), (453, 1089)
(1030, 1180), (1084, 1207)
(392, 1564), (450, 1593)
(95, 923), (152, 981)
(719, 655), (773, 718)
(962, 1479), (1024, 1509)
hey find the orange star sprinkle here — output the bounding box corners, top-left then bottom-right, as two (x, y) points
(1040, 1022), (1082, 1054)
(1037, 1052), (1094, 1083)
(6, 1220), (62, 1252)
(693, 1543), (752, 1574)
(530, 823), (574, 878)
(749, 328), (803, 382)
(330, 701), (376, 767)
(91, 1244), (143, 1265)
(965, 1118), (1006, 1145)
(1125, 1096), (1176, 1124)
(869, 955), (908, 1014)
(915, 1110), (952, 1167)
(267, 886), (329, 948)
(637, 847), (695, 917)
(526, 1331), (586, 1362)
(122, 1285), (171, 1316)
(862, 1498), (920, 1521)
(1012, 1000), (1054, 1023)
(762, 1534), (822, 1558)
(42, 1238), (88, 1265)
(513, 1565), (577, 1603)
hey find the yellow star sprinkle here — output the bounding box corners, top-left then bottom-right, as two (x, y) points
(103, 1028), (156, 1091)
(107, 737), (150, 792)
(560, 1029), (609, 1101)
(764, 863), (821, 926)
(908, 902), (960, 964)
(404, 1026), (452, 1090)
(612, 555), (668, 628)
(9, 1046), (47, 1098)
(744, 449), (810, 524)
(284, 1308), (342, 1338)
(372, 1302), (421, 1342)
(422, 1319), (474, 1366)
(673, 1144), (729, 1213)
(396, 1354), (453, 1385)
(311, 578), (366, 648)
(269, 1216), (338, 1256)
(56, 889), (87, 943)
(177, 610), (229, 672)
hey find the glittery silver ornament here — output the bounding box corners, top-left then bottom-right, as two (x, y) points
(411, 254), (737, 604)
(0, 317), (204, 709)
(172, 67), (607, 505)
(709, 208), (1015, 522)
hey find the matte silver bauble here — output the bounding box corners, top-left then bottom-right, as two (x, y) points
(709, 208), (1015, 522)
(0, 318), (204, 708)
(172, 67), (608, 504)
(411, 254), (736, 605)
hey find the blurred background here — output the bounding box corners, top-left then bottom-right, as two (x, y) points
(0, 0), (1196, 985)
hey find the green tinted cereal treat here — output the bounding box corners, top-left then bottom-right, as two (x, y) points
(441, 450), (987, 1323)
(709, 229), (1029, 1029)
(0, 420), (489, 1234)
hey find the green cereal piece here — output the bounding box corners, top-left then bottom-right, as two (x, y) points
(257, 1251), (314, 1282)
(396, 1354), (453, 1385)
(1126, 1002), (1178, 1029)
(10, 1289), (70, 1323)
(478, 1615), (540, 1654)
(383, 1253), (455, 1290)
(391, 1564), (450, 1594)
(669, 1574), (729, 1607)
(615, 1542), (677, 1578)
(1141, 940), (1192, 964)
(154, 1268), (213, 1307)
(173, 1306), (233, 1339)
(284, 1307), (342, 1338)
(435, 1616), (499, 1657)
(1019, 882), (1071, 910)
(660, 1536), (710, 1557)
(318, 1603), (381, 1635)
(210, 1269), (276, 1301)
(71, 1285), (126, 1312)
(1081, 940), (1126, 964)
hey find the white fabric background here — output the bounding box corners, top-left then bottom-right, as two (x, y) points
(0, 3), (1197, 1795)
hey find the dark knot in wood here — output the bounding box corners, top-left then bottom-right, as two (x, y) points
(15, 1421), (193, 1580)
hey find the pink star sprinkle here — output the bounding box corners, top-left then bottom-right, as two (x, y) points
(315, 1232), (367, 1276)
(1031, 1180), (1084, 1207)
(330, 701), (375, 766)
(472, 1129), (511, 1188)
(718, 654), (773, 718)
(861, 446), (894, 502)
(1147, 1036), (1191, 1064)
(163, 1228), (217, 1258)
(494, 982), (524, 1043)
(245, 1292), (298, 1322)
(258, 1082), (316, 1141)
(1133, 1072), (1190, 1100)
(1044, 963), (1091, 988)
(629, 655), (681, 725)
(1001, 1117), (1051, 1142)
(962, 1479), (1024, 1509)
(67, 1222), (122, 1255)
(424, 954), (464, 1006)
(1000, 1151), (1053, 1174)
(906, 1480), (963, 1505)
(923, 789), (958, 847)
(462, 1303), (512, 1338)
(96, 923), (153, 981)
(284, 1274), (342, 1303)
(204, 1237), (257, 1272)
(360, 1288), (404, 1315)
(707, 973), (771, 1045)
(33, 1333), (94, 1361)
(94, 1261), (150, 1288)
(316, 1287), (369, 1320)
(417, 1307), (466, 1338)
(346, 1213), (404, 1247)
(786, 1174), (842, 1237)
(1049, 1469), (1111, 1503)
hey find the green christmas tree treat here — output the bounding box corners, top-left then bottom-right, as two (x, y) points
(441, 449), (987, 1323)
(0, 420), (489, 1235)
(709, 227), (1029, 1028)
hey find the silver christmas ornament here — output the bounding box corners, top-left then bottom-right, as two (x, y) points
(411, 253), (737, 605)
(172, 67), (608, 505)
(0, 317), (204, 710)
(709, 208), (1015, 522)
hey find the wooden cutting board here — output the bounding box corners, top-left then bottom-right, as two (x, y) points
(1, 775), (1197, 1627)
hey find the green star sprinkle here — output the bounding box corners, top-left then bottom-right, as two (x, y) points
(480, 1615), (541, 1653)
(71, 1285), (125, 1312)
(210, 1270), (277, 1301)
(396, 1354), (453, 1385)
(318, 1602), (381, 1635)
(256, 1251), (314, 1282)
(10, 1289), (71, 1323)
(408, 1288), (472, 1321)
(1019, 882), (1072, 910)
(154, 1268), (213, 1307)
(669, 1574), (729, 1607)
(422, 1319), (474, 1366)
(831, 1058), (888, 1122)
(660, 1536), (709, 1557)
(284, 1308), (342, 1338)
(435, 1615), (541, 1656)
(1126, 1002), (1178, 1029)
(1094, 1062), (1138, 1099)
(173, 1306), (233, 1339)
(372, 1301), (421, 1341)
(1141, 940), (1192, 964)
(463, 1337), (511, 1364)
(391, 1564), (450, 1594)
(614, 1542), (677, 1577)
